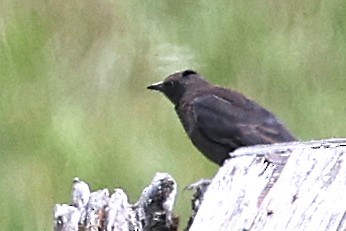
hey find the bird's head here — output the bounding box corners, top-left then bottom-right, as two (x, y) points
(147, 69), (208, 105)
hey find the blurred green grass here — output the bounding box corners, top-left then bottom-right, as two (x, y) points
(0, 0), (345, 229)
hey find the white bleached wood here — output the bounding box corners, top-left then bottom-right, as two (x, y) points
(190, 139), (346, 231)
(53, 173), (178, 231)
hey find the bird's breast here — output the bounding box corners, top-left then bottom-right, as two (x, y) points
(175, 101), (231, 165)
(175, 102), (196, 136)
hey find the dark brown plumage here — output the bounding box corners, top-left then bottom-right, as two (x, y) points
(147, 70), (297, 166)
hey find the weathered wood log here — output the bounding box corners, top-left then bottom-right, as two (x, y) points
(189, 138), (346, 231)
(54, 173), (178, 231)
(53, 138), (346, 231)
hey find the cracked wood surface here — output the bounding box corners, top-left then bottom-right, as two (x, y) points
(190, 139), (346, 231)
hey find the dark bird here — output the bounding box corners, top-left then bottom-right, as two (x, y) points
(147, 70), (297, 166)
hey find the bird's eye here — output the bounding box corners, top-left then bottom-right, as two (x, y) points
(164, 81), (174, 88)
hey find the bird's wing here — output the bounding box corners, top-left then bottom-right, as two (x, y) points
(191, 94), (296, 148)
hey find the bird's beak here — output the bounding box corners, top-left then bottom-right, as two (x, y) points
(147, 81), (164, 92)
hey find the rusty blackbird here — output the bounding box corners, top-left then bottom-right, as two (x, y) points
(147, 70), (296, 166)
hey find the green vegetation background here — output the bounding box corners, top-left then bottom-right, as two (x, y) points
(1, 0), (345, 229)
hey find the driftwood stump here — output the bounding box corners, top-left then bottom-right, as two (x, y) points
(190, 138), (346, 231)
(54, 138), (346, 231)
(54, 173), (178, 231)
